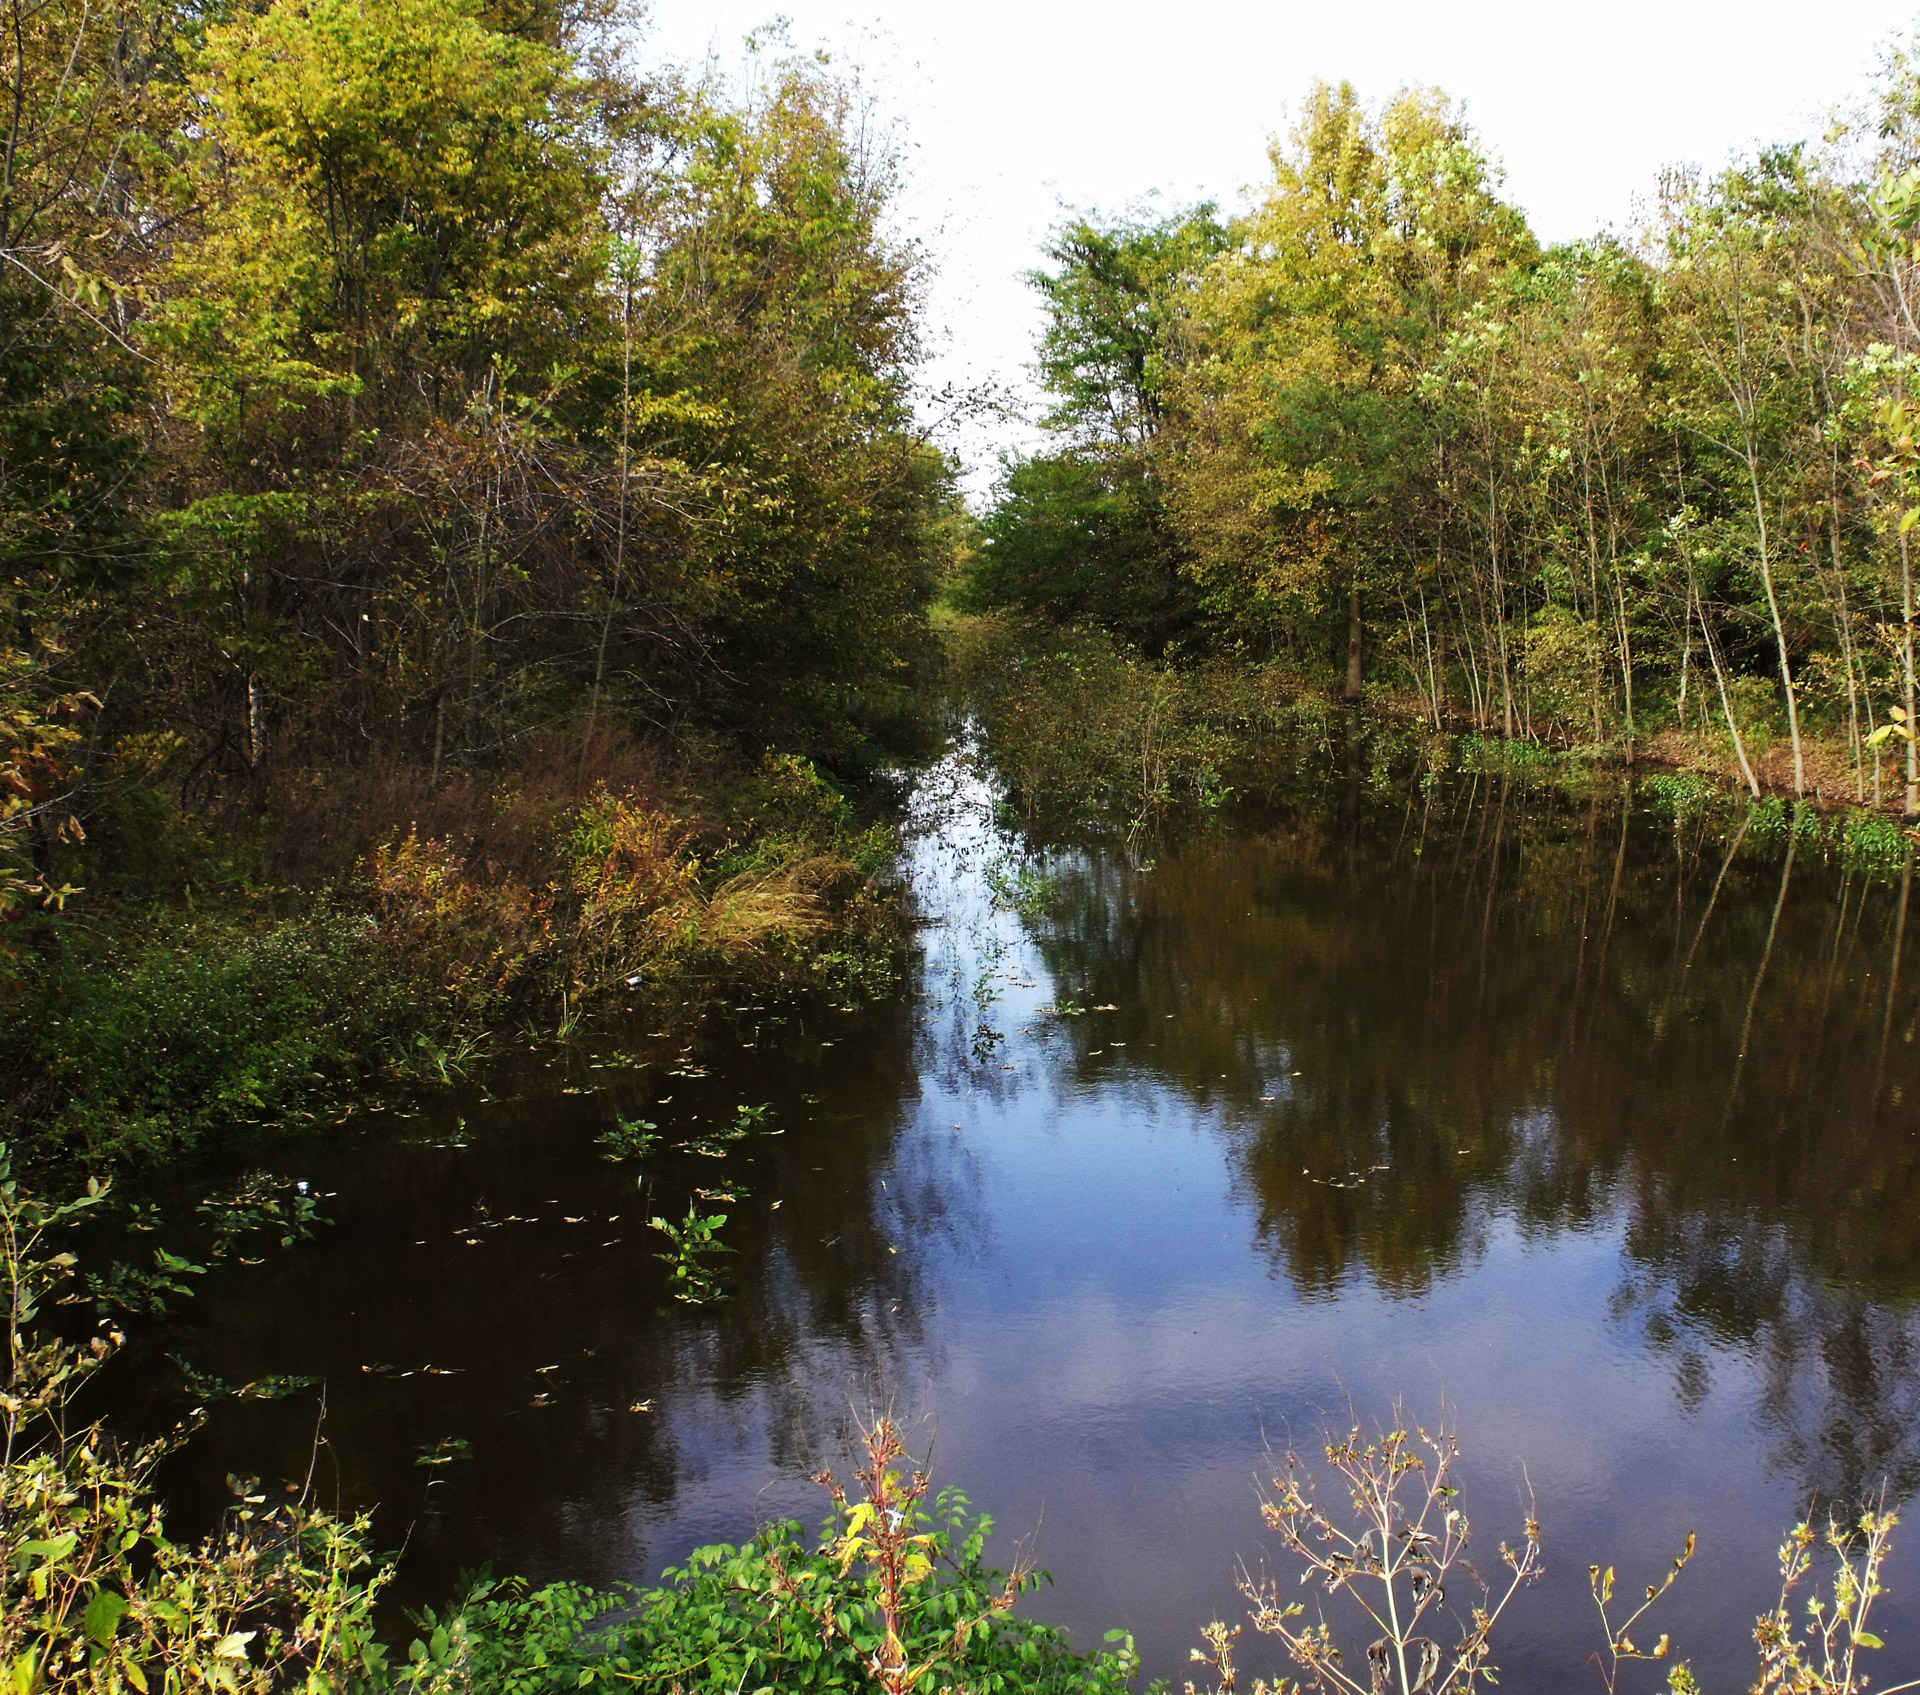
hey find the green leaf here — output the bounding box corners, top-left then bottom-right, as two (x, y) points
(19, 1532), (79, 1565)
(83, 1588), (129, 1646)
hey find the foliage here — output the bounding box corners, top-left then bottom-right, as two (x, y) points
(979, 51), (1920, 813)
(0, 906), (436, 1165)
(0, 0), (938, 1156)
(648, 1202), (732, 1303)
(1184, 1409), (1541, 1695)
(597, 1113), (658, 1162)
(958, 204), (1227, 651)
(952, 619), (1347, 825)
(3, 747), (900, 1167)
(0, 1142), (395, 1691)
(393, 1416), (1143, 1695)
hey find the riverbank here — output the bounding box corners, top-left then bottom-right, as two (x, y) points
(0, 743), (908, 1173)
(951, 615), (1920, 863)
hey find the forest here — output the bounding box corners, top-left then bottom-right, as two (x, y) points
(10, 0), (1920, 1687)
(961, 63), (1920, 817)
(2, 0), (957, 1164)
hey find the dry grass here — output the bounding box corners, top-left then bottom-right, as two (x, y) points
(345, 746), (897, 1021)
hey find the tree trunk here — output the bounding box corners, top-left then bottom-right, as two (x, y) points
(1344, 582), (1363, 703)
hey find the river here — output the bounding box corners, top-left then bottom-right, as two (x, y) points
(118, 746), (1920, 1689)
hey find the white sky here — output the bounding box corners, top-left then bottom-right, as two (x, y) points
(646, 0), (1920, 489)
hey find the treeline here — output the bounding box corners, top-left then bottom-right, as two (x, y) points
(2, 0), (951, 922)
(961, 55), (1920, 811)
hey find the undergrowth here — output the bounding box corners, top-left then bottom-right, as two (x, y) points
(1, 750), (902, 1169)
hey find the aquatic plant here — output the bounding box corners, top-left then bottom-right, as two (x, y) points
(596, 1114), (659, 1162)
(648, 1203), (731, 1303)
(986, 856), (1059, 922)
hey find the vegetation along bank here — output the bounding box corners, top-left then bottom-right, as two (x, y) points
(10, 0), (1920, 1685)
(957, 57), (1920, 825)
(1, 0), (955, 1170)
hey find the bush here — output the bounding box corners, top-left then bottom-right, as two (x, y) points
(0, 907), (436, 1165)
(399, 1420), (1141, 1695)
(1, 1145), (394, 1693)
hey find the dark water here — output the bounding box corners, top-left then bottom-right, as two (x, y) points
(116, 752), (1920, 1689)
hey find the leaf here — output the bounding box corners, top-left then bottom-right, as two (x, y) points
(20, 1532), (79, 1564)
(83, 1588), (129, 1645)
(1857, 1632), (1884, 1650)
(212, 1631), (256, 1659)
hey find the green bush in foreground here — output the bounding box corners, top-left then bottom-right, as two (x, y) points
(399, 1516), (1140, 1694)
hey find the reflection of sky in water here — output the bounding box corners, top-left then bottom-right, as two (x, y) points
(138, 751), (1920, 1689)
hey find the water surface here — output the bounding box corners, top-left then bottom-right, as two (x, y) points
(126, 753), (1920, 1689)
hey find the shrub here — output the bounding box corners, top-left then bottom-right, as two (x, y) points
(397, 1418), (1142, 1695)
(0, 1144), (394, 1692)
(0, 907), (435, 1164)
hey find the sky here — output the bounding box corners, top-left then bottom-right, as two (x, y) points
(646, 0), (1920, 487)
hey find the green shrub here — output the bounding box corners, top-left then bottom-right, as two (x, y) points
(400, 1506), (1141, 1695)
(0, 908), (432, 1164)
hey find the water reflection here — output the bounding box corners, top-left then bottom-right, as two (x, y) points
(110, 756), (1920, 1689)
(1020, 777), (1920, 1508)
(131, 986), (937, 1608)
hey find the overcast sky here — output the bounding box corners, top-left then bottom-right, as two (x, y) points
(647, 0), (1920, 487)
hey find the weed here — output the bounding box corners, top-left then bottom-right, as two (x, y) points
(392, 1416), (1143, 1695)
(1186, 1406), (1541, 1695)
(1647, 773), (1721, 824)
(985, 856), (1058, 921)
(0, 1144), (392, 1689)
(1837, 809), (1915, 879)
(597, 1114), (659, 1162)
(648, 1203), (731, 1303)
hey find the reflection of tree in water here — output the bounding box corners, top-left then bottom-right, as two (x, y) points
(127, 979), (955, 1613)
(1018, 775), (1920, 1501)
